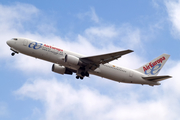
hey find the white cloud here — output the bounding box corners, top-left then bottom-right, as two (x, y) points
(84, 24), (143, 50)
(12, 55), (52, 75)
(77, 7), (99, 23)
(0, 3), (39, 31)
(0, 102), (8, 117)
(163, 61), (180, 94)
(85, 26), (118, 38)
(15, 78), (179, 120)
(0, 3), (39, 58)
(165, 0), (180, 38)
(90, 7), (99, 23)
(118, 24), (142, 49)
(152, 0), (160, 8)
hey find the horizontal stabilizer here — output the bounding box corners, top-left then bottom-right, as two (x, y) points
(142, 75), (172, 82)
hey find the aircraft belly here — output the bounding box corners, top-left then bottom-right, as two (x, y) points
(93, 65), (151, 85)
(96, 65), (128, 83)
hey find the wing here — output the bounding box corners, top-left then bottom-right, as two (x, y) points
(81, 49), (133, 70)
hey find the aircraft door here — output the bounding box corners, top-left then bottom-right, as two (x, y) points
(129, 71), (133, 77)
(23, 40), (28, 46)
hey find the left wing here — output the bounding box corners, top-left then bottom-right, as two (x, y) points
(81, 49), (133, 70)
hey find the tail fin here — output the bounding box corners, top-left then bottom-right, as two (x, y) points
(136, 54), (170, 76)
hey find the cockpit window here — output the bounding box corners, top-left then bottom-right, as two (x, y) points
(13, 38), (18, 40)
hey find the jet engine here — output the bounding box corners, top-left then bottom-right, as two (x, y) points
(52, 64), (72, 75)
(64, 54), (84, 66)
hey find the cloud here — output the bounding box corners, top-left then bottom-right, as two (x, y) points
(0, 3), (39, 58)
(165, 0), (180, 38)
(0, 102), (8, 117)
(90, 7), (100, 23)
(15, 78), (179, 120)
(118, 24), (142, 49)
(85, 26), (118, 38)
(77, 7), (99, 23)
(163, 61), (180, 94)
(84, 24), (143, 50)
(0, 3), (39, 28)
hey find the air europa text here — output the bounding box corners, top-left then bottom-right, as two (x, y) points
(143, 56), (165, 72)
(44, 44), (63, 52)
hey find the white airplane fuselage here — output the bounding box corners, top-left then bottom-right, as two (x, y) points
(6, 38), (162, 86)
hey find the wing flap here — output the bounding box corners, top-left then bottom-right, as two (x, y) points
(142, 75), (172, 82)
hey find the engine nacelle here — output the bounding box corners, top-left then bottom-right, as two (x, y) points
(52, 64), (72, 75)
(64, 54), (84, 66)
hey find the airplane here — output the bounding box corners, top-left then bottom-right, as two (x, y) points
(6, 38), (172, 86)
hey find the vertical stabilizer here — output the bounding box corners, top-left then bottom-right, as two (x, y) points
(136, 54), (170, 76)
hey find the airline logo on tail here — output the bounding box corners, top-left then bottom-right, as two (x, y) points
(143, 56), (166, 75)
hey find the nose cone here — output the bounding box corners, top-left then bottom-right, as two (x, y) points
(6, 40), (13, 47)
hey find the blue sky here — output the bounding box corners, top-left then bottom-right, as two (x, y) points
(1, 0), (180, 120)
